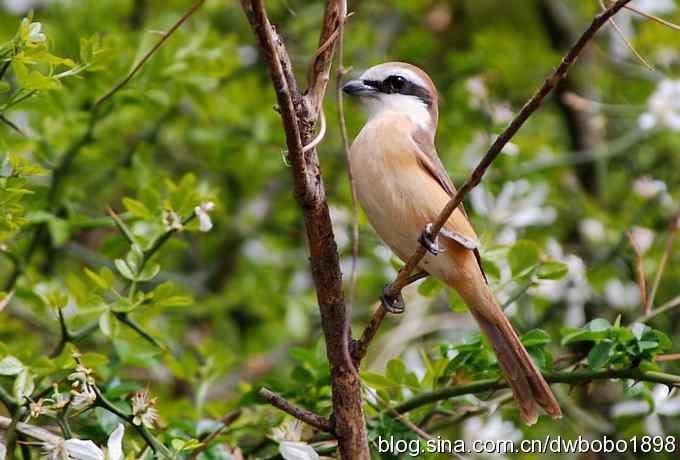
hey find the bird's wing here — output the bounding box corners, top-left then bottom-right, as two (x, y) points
(411, 128), (488, 282)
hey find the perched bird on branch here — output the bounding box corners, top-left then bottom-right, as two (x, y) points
(343, 62), (562, 425)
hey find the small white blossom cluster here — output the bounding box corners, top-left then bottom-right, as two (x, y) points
(131, 390), (159, 429)
(194, 201), (215, 232)
(633, 176), (674, 210)
(68, 353), (97, 409)
(531, 239), (591, 326)
(465, 76), (515, 126)
(470, 180), (556, 244)
(27, 384), (69, 419)
(270, 420), (319, 460)
(638, 80), (680, 132)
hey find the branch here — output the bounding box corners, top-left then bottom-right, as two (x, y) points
(390, 368), (680, 415)
(647, 209), (680, 311)
(94, 0), (205, 109)
(357, 0), (633, 357)
(259, 388), (334, 433)
(334, 11), (359, 310)
(241, 1), (369, 458)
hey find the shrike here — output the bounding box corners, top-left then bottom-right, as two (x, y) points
(343, 62), (561, 424)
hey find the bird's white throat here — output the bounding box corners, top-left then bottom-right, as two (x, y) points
(363, 93), (433, 130)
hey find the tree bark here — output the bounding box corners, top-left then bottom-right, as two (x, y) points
(240, 1), (370, 458)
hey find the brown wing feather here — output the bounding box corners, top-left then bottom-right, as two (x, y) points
(411, 128), (488, 283)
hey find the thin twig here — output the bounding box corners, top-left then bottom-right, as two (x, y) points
(624, 3), (680, 31)
(357, 0), (633, 357)
(637, 294), (680, 323)
(647, 210), (680, 311)
(600, 0), (655, 72)
(626, 229), (648, 313)
(259, 388), (334, 433)
(94, 0), (205, 109)
(186, 410), (242, 460)
(335, 10), (359, 310)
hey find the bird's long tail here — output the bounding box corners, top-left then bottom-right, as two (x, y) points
(454, 272), (562, 424)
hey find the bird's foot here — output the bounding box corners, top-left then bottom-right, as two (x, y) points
(418, 223), (445, 255)
(380, 285), (405, 314)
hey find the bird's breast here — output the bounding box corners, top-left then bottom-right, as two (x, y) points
(349, 115), (437, 260)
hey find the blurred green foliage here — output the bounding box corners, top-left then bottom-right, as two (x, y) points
(2, 0), (680, 459)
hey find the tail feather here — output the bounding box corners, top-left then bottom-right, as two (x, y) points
(472, 308), (562, 424)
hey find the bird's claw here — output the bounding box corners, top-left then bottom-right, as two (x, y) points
(380, 285), (405, 314)
(419, 223), (445, 255)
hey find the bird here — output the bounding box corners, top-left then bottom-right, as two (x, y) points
(342, 62), (562, 425)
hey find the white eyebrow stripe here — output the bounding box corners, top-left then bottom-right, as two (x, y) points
(359, 66), (428, 89)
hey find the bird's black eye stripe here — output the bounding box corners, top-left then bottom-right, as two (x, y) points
(362, 75), (433, 107)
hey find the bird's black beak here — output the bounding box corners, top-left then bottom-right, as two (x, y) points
(342, 79), (376, 96)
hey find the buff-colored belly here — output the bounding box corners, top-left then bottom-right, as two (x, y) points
(349, 116), (463, 282)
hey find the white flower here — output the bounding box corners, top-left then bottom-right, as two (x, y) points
(40, 424), (124, 460)
(470, 180), (556, 244)
(531, 239), (591, 327)
(465, 76), (487, 108)
(633, 0), (676, 15)
(279, 442), (319, 460)
(579, 218), (606, 243)
(41, 439), (103, 460)
(3, 0), (43, 15)
(633, 176), (667, 198)
(195, 201), (214, 232)
(271, 420), (304, 443)
(491, 102), (513, 124)
(131, 390), (159, 429)
(612, 385), (680, 435)
(162, 210), (183, 231)
(501, 141), (519, 156)
(630, 226), (654, 253)
(27, 21), (46, 44)
(271, 421), (318, 460)
(463, 414), (521, 458)
(0, 442), (6, 460)
(70, 383), (96, 408)
(638, 79), (680, 131)
(107, 424), (124, 460)
(604, 278), (641, 310)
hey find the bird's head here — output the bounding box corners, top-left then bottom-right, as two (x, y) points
(342, 62), (438, 131)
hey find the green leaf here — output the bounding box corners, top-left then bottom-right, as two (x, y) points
(114, 259), (135, 281)
(47, 217), (70, 246)
(122, 197), (151, 219)
(417, 277), (443, 297)
(588, 340), (614, 370)
(508, 240), (540, 276)
(157, 296), (193, 307)
(587, 318), (612, 332)
(537, 261), (569, 280)
(0, 81), (10, 94)
(99, 310), (118, 337)
(0, 356), (24, 375)
(386, 358), (407, 383)
(84, 267), (109, 290)
(521, 329), (551, 347)
(13, 368), (35, 402)
(136, 263), (160, 282)
(361, 372), (399, 390)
